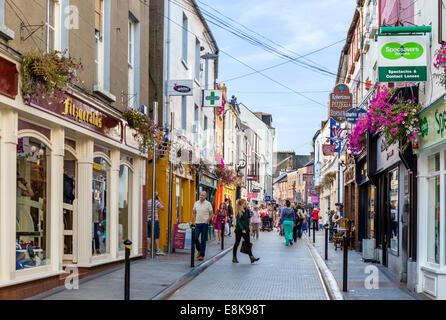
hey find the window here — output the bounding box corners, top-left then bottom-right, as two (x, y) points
(95, 0), (104, 88)
(92, 156), (110, 255)
(427, 153), (440, 264)
(16, 137), (50, 270)
(118, 164), (132, 251)
(128, 19), (135, 109)
(195, 38), (201, 81)
(389, 169), (399, 254)
(182, 96), (187, 131)
(182, 13), (188, 64)
(46, 0), (60, 52)
(204, 116), (208, 131)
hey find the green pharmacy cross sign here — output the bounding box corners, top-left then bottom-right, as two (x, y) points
(203, 90), (222, 107)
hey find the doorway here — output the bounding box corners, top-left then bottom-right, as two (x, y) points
(63, 152), (77, 263)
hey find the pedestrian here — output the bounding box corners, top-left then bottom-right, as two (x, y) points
(232, 199), (260, 264)
(226, 198), (234, 236)
(250, 206), (261, 240)
(295, 203), (305, 240)
(191, 191), (214, 261)
(267, 205), (274, 229)
(214, 202), (227, 244)
(280, 200), (296, 246)
(312, 206), (320, 231)
(147, 192), (165, 255)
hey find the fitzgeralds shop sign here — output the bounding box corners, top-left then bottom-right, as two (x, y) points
(378, 34), (428, 82)
(417, 94), (446, 152)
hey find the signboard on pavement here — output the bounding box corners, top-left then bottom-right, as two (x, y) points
(173, 223), (192, 250)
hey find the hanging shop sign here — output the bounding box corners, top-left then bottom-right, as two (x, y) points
(329, 84), (352, 122)
(247, 193), (258, 199)
(377, 135), (400, 172)
(203, 90), (222, 107)
(417, 94), (446, 153)
(377, 34), (429, 82)
(330, 118), (344, 152)
(0, 56), (18, 99)
(167, 80), (194, 96)
(27, 93), (123, 142)
(322, 144), (336, 156)
(303, 174), (313, 183)
(345, 107), (367, 124)
(311, 196), (319, 203)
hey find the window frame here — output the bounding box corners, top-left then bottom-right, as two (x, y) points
(182, 13), (188, 65)
(46, 0), (61, 53)
(94, 0), (105, 88)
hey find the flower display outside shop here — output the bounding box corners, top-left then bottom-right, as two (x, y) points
(123, 108), (159, 153)
(213, 155), (237, 186)
(22, 49), (84, 102)
(347, 89), (422, 154)
(433, 42), (446, 86)
(189, 159), (211, 176)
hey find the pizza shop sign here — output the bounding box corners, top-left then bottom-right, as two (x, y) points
(329, 84), (352, 122)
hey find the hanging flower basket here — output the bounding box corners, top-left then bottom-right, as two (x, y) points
(22, 49), (84, 102)
(322, 172), (336, 190)
(189, 160), (211, 176)
(347, 88), (422, 154)
(123, 108), (159, 153)
(433, 42), (446, 86)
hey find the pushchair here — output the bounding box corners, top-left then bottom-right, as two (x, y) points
(261, 215), (272, 232)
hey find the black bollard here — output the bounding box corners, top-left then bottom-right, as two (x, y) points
(343, 234), (349, 292)
(324, 224), (328, 260)
(313, 220), (316, 243)
(191, 224), (195, 268)
(221, 218), (225, 250)
(124, 239), (132, 300)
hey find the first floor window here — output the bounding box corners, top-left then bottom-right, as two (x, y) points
(16, 137), (50, 270)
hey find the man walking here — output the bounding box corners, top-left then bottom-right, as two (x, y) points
(147, 192), (165, 255)
(191, 191), (214, 261)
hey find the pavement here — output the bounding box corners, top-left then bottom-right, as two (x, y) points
(307, 227), (430, 300)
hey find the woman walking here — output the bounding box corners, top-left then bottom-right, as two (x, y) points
(295, 203), (305, 239)
(233, 199), (260, 263)
(280, 200), (296, 246)
(250, 206), (261, 240)
(214, 203), (227, 243)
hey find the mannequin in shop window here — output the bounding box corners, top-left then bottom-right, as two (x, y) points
(17, 172), (34, 198)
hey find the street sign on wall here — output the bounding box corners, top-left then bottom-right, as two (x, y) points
(345, 107), (367, 124)
(329, 84), (352, 122)
(377, 34), (428, 82)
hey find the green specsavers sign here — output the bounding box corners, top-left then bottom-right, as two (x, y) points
(417, 94), (446, 153)
(378, 34), (428, 82)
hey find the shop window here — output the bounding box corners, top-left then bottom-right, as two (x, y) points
(427, 153), (440, 264)
(389, 169), (399, 255)
(92, 157), (110, 256)
(118, 164), (132, 251)
(16, 137), (50, 270)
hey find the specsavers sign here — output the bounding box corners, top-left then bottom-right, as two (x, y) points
(378, 34), (428, 82)
(417, 94), (446, 153)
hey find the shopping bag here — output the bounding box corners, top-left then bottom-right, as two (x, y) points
(240, 240), (252, 255)
(224, 222), (229, 235)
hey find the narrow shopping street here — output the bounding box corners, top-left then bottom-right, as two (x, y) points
(169, 231), (328, 300)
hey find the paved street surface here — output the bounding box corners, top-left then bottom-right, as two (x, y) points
(34, 233), (235, 300)
(308, 228), (429, 300)
(169, 230), (328, 300)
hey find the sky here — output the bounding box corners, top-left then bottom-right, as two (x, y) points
(198, 0), (357, 155)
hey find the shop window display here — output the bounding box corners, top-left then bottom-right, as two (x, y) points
(92, 157), (110, 255)
(16, 137), (49, 270)
(118, 164), (132, 250)
(389, 169), (399, 254)
(427, 153), (440, 264)
(367, 185), (375, 239)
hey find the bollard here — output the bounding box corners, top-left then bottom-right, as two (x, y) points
(191, 224), (196, 268)
(124, 239), (132, 300)
(343, 233), (349, 292)
(313, 220), (316, 243)
(324, 224), (328, 260)
(221, 218), (225, 250)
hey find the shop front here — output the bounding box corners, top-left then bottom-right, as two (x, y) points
(415, 94), (446, 299)
(343, 155), (358, 250)
(198, 173), (218, 208)
(0, 54), (146, 298)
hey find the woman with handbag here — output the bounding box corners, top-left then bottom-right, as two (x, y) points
(214, 203), (227, 244)
(280, 200), (296, 246)
(232, 199), (260, 264)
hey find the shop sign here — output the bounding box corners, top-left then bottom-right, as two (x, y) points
(265, 196), (271, 201)
(418, 95), (446, 153)
(173, 223), (192, 250)
(330, 118), (344, 152)
(27, 92), (122, 142)
(252, 188), (261, 193)
(377, 136), (400, 172)
(203, 90), (222, 107)
(329, 84), (352, 122)
(247, 175), (258, 181)
(167, 80), (194, 96)
(303, 174), (313, 183)
(0, 56), (18, 99)
(345, 107), (367, 124)
(311, 196), (319, 203)
(247, 193), (258, 199)
(322, 144), (335, 156)
(378, 34), (428, 82)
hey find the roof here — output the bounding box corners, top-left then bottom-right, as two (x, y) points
(304, 159), (314, 167)
(273, 172), (288, 184)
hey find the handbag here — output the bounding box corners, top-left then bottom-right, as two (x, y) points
(224, 222), (230, 235)
(240, 240), (252, 255)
